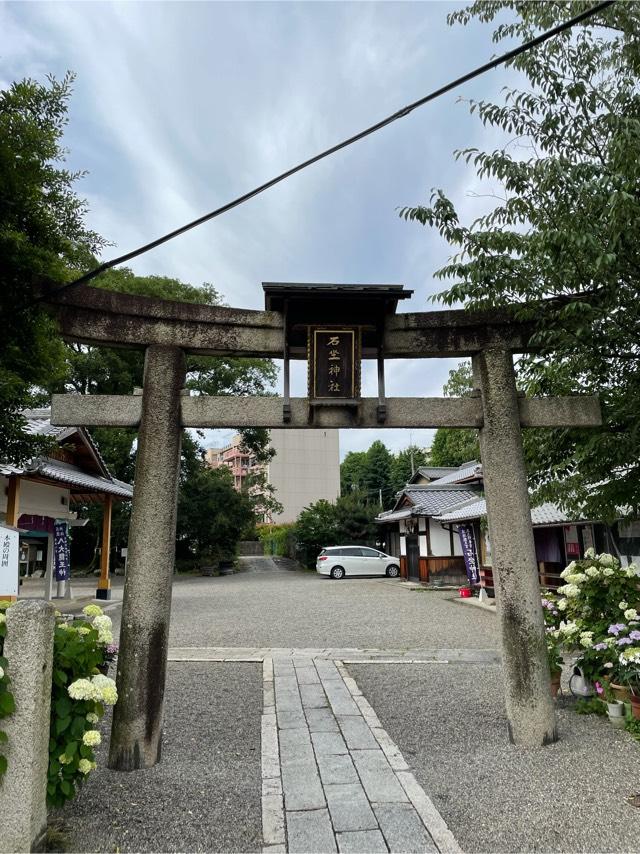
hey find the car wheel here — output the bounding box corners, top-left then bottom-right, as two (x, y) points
(386, 565), (400, 578)
(330, 566), (345, 580)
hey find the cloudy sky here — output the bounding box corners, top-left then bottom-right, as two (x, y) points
(2, 0), (518, 458)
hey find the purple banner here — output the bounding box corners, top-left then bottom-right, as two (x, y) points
(53, 521), (70, 581)
(459, 523), (480, 585)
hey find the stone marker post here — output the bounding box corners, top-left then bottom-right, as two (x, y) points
(0, 600), (56, 853)
(473, 349), (557, 747)
(108, 345), (185, 770)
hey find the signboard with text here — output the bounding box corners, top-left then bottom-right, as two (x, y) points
(0, 524), (19, 597)
(458, 523), (480, 586)
(53, 520), (71, 582)
(308, 328), (360, 399)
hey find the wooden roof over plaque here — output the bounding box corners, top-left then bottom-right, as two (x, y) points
(262, 282), (413, 351)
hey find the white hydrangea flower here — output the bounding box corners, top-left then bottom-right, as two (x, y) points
(566, 573), (586, 585)
(559, 620), (578, 635)
(78, 758), (93, 775)
(564, 584), (580, 598)
(579, 631), (593, 648)
(586, 567), (600, 578)
(0, 665), (4, 679)
(626, 565), (639, 577)
(93, 615), (112, 631)
(584, 547), (596, 559)
(83, 604), (103, 618)
(619, 601), (628, 610)
(557, 599), (568, 611)
(97, 628), (113, 644)
(0, 614), (6, 625)
(58, 753), (72, 765)
(599, 553), (614, 567)
(602, 567), (614, 577)
(91, 674), (118, 705)
(560, 563), (577, 579)
(78, 626), (90, 636)
(86, 712), (99, 724)
(82, 729), (101, 747)
(624, 608), (638, 621)
(68, 678), (97, 701)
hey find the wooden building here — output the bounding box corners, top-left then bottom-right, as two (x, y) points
(376, 462), (483, 584)
(1, 409), (132, 600)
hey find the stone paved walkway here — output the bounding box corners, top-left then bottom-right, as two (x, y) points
(259, 653), (461, 854)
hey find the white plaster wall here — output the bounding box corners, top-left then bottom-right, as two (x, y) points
(429, 519), (454, 557)
(1, 477), (72, 522)
(267, 429), (340, 523)
(399, 519), (407, 556)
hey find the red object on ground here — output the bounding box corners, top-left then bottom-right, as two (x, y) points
(459, 587), (472, 598)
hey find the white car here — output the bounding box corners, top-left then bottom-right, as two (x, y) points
(316, 546), (400, 580)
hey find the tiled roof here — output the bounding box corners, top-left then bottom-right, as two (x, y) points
(405, 487), (481, 516)
(435, 498), (584, 525)
(430, 462), (482, 485)
(35, 461), (133, 499)
(409, 466), (459, 482)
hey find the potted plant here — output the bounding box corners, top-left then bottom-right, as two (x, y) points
(595, 680), (625, 728)
(619, 644), (640, 719)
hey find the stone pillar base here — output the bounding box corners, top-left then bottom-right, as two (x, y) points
(96, 588), (112, 600)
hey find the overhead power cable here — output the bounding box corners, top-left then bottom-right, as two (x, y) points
(50, 0), (613, 297)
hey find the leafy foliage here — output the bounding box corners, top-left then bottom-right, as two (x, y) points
(430, 362), (480, 467)
(294, 496), (379, 566)
(400, 2), (640, 520)
(176, 437), (256, 565)
(0, 603), (15, 779)
(257, 523), (295, 557)
(0, 73), (106, 462)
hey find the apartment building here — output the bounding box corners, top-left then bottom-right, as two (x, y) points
(206, 429), (340, 523)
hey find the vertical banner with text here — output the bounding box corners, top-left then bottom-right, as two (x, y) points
(0, 524), (19, 597)
(458, 523), (480, 585)
(308, 328), (361, 399)
(53, 520), (71, 582)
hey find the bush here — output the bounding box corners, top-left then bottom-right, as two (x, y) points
(257, 523), (294, 557)
(0, 601), (118, 805)
(0, 602), (15, 778)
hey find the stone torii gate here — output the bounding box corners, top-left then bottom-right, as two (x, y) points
(47, 282), (601, 769)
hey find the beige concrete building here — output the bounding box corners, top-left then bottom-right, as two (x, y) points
(207, 429), (339, 523)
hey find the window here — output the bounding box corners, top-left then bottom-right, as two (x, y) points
(342, 547), (363, 557)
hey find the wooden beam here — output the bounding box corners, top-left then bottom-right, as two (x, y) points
(97, 494), (112, 600)
(5, 476), (20, 526)
(51, 392), (602, 430)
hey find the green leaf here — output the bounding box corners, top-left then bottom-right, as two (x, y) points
(55, 696), (72, 718)
(55, 716), (71, 735)
(0, 730), (7, 743)
(64, 740), (77, 758)
(60, 779), (72, 797)
(0, 755), (7, 776)
(0, 692), (15, 715)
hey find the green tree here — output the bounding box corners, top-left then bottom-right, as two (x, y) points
(429, 363), (480, 467)
(340, 451), (368, 496)
(362, 440), (394, 508)
(402, 2), (639, 519)
(390, 445), (430, 492)
(293, 495), (380, 566)
(177, 436), (255, 565)
(1, 73), (106, 461)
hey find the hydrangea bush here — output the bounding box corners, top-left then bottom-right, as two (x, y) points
(0, 601), (16, 779)
(543, 550), (640, 689)
(47, 604), (117, 807)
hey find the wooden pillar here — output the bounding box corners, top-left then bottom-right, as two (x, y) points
(6, 476), (20, 526)
(97, 494), (113, 600)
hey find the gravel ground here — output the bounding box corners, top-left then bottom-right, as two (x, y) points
(60, 662), (263, 853)
(164, 557), (498, 650)
(350, 662), (640, 853)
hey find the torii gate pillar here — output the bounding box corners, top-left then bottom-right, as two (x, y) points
(473, 349), (557, 746)
(108, 345), (185, 770)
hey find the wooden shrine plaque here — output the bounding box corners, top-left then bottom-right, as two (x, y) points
(308, 327), (361, 400)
